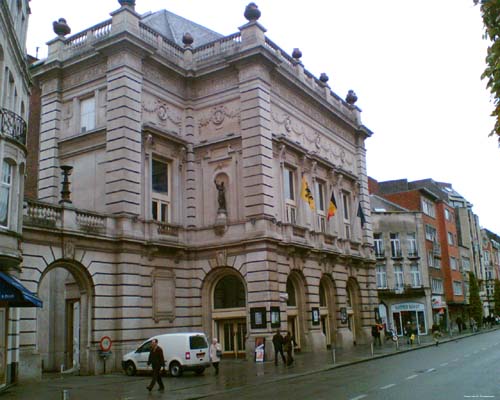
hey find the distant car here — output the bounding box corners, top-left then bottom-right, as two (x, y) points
(122, 332), (211, 377)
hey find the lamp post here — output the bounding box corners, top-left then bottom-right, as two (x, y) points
(59, 165), (73, 204)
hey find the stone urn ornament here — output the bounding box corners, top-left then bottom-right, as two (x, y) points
(292, 48), (302, 61)
(244, 2), (261, 22)
(53, 18), (71, 37)
(118, 0), (136, 6)
(319, 73), (329, 84)
(346, 90), (358, 105)
(182, 32), (194, 47)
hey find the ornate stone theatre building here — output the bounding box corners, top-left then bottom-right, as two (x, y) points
(20, 1), (375, 378)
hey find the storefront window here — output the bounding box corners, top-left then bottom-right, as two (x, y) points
(391, 303), (427, 336)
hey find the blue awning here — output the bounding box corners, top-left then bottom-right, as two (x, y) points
(0, 272), (43, 307)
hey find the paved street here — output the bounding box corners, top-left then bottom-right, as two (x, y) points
(2, 329), (499, 400)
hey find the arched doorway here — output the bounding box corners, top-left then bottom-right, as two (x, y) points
(319, 275), (337, 348)
(286, 271), (306, 350)
(346, 277), (362, 345)
(209, 271), (247, 358)
(37, 260), (94, 374)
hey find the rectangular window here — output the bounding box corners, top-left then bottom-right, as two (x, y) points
(447, 232), (454, 246)
(453, 281), (463, 296)
(434, 257), (441, 268)
(421, 198), (436, 218)
(151, 159), (170, 223)
(0, 161), (12, 227)
(425, 225), (436, 241)
(390, 233), (402, 258)
(484, 251), (490, 265)
(80, 96), (96, 133)
(376, 265), (387, 289)
(410, 264), (421, 287)
(486, 267), (493, 280)
(407, 232), (418, 257)
(431, 278), (444, 294)
(342, 191), (350, 239)
(394, 265), (404, 291)
(315, 181), (326, 233)
(283, 167), (297, 224)
(450, 257), (458, 271)
(461, 257), (471, 271)
(427, 250), (434, 267)
(374, 233), (384, 258)
(445, 208), (451, 221)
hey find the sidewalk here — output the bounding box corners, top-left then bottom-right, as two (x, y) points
(1, 328), (496, 400)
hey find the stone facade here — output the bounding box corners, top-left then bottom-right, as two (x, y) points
(21, 2), (375, 378)
(0, 0), (31, 387)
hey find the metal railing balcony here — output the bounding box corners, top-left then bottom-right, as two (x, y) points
(0, 107), (27, 145)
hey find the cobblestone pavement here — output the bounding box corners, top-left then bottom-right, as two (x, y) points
(1, 328), (494, 400)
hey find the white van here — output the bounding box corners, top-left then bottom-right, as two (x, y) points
(122, 332), (211, 377)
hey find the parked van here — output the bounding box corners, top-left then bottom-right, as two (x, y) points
(122, 332), (211, 377)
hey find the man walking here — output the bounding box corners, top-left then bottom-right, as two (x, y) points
(272, 330), (286, 366)
(147, 338), (165, 392)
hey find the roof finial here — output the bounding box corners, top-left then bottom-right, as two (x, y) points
(118, 0), (136, 8)
(244, 3), (261, 22)
(182, 32), (194, 48)
(346, 90), (358, 105)
(292, 48), (302, 62)
(52, 18), (71, 37)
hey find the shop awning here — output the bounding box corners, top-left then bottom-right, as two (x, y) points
(0, 272), (42, 307)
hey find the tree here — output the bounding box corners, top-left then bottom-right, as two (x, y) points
(475, 0), (500, 143)
(468, 272), (483, 325)
(494, 279), (500, 316)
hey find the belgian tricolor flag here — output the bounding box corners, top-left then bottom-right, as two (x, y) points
(327, 191), (337, 221)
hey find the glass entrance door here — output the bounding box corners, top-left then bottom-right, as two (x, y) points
(221, 319), (246, 358)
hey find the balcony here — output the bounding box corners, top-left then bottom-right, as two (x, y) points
(378, 284), (426, 298)
(0, 107), (27, 146)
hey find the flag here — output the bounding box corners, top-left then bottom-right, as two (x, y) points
(301, 175), (315, 210)
(357, 202), (366, 227)
(327, 191), (337, 221)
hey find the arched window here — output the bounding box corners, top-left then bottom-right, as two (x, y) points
(213, 275), (245, 309)
(346, 286), (352, 308)
(319, 283), (327, 307)
(286, 278), (296, 307)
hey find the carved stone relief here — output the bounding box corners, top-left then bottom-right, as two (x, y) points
(142, 97), (182, 134)
(62, 64), (106, 90)
(197, 105), (240, 138)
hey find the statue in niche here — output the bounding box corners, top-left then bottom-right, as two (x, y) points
(214, 179), (227, 212)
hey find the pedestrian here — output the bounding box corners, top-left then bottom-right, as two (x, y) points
(471, 317), (477, 332)
(209, 338), (222, 375)
(456, 316), (463, 334)
(283, 331), (296, 366)
(431, 323), (441, 346)
(272, 330), (286, 366)
(404, 321), (413, 345)
(371, 324), (381, 346)
(147, 338), (165, 392)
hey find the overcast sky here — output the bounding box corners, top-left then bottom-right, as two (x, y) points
(27, 0), (500, 234)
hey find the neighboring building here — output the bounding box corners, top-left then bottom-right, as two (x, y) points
(370, 195), (432, 337)
(481, 229), (500, 316)
(369, 178), (460, 329)
(0, 0), (42, 388)
(21, 1), (375, 379)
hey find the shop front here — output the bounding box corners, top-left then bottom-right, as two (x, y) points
(391, 302), (427, 336)
(0, 272), (42, 386)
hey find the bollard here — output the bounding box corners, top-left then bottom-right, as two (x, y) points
(395, 338), (399, 351)
(417, 335), (421, 345)
(370, 343), (374, 357)
(62, 389), (69, 400)
(331, 347), (336, 364)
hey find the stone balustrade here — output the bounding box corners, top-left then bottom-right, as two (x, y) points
(24, 200), (61, 228)
(43, 7), (358, 122)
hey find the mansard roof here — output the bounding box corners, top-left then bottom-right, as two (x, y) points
(141, 9), (223, 48)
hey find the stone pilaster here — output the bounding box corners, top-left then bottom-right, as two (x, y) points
(238, 63), (274, 220)
(105, 51), (143, 215)
(37, 76), (62, 203)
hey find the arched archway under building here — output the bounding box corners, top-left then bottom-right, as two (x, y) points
(36, 259), (94, 374)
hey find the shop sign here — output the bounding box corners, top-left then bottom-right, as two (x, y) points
(431, 296), (446, 309)
(391, 302), (425, 312)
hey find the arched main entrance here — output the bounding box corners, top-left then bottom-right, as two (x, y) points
(203, 269), (247, 358)
(37, 260), (94, 374)
(286, 271), (306, 350)
(319, 275), (337, 348)
(346, 277), (362, 345)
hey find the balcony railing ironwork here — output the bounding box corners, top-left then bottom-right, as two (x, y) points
(0, 107), (27, 145)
